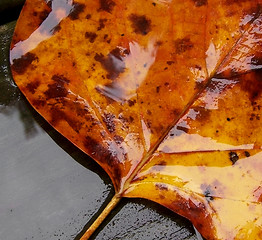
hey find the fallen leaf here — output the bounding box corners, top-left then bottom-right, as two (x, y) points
(10, 0), (262, 239)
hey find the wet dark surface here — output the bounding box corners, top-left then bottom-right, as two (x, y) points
(0, 5), (198, 240)
(0, 0), (25, 25)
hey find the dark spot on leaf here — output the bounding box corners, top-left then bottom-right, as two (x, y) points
(166, 61), (175, 65)
(201, 184), (214, 201)
(127, 99), (136, 107)
(86, 14), (91, 19)
(68, 2), (85, 20)
(129, 116), (134, 122)
(174, 38), (194, 54)
(191, 106), (211, 121)
(156, 86), (160, 93)
(192, 0), (208, 7)
(155, 183), (168, 191)
(114, 135), (124, 144)
(32, 99), (46, 108)
(224, 0), (251, 5)
(103, 113), (116, 133)
(12, 53), (39, 75)
(240, 68), (262, 102)
(129, 14), (152, 35)
(27, 80), (40, 94)
(94, 47), (128, 80)
(68, 100), (90, 117)
(99, 0), (116, 13)
(97, 18), (107, 31)
(50, 106), (82, 133)
(176, 126), (189, 133)
(152, 2), (156, 6)
(169, 197), (214, 240)
(84, 136), (121, 189)
(195, 65), (202, 70)
(85, 32), (98, 43)
(44, 75), (70, 99)
(251, 55), (262, 66)
(147, 110), (152, 115)
(195, 81), (205, 91)
(36, 9), (50, 22)
(229, 151), (239, 164)
(51, 23), (61, 34)
(244, 151), (250, 157)
(155, 41), (163, 46)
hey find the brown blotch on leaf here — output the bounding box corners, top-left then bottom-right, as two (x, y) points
(12, 52), (39, 75)
(251, 55), (262, 66)
(166, 61), (175, 65)
(195, 81), (205, 91)
(50, 107), (83, 133)
(44, 75), (70, 99)
(84, 136), (122, 189)
(99, 0), (116, 13)
(229, 151), (239, 164)
(155, 183), (168, 191)
(244, 151), (251, 157)
(192, 0), (208, 7)
(129, 116), (134, 122)
(191, 106), (211, 122)
(177, 126), (189, 133)
(68, 2), (85, 20)
(129, 14), (152, 35)
(103, 113), (116, 133)
(240, 68), (262, 102)
(224, 0), (250, 5)
(94, 47), (128, 80)
(86, 14), (91, 19)
(97, 19), (107, 31)
(65, 99), (90, 118)
(85, 32), (98, 43)
(32, 99), (46, 108)
(27, 80), (40, 94)
(173, 197), (214, 239)
(127, 99), (136, 107)
(51, 23), (61, 34)
(174, 38), (194, 54)
(33, 9), (50, 22)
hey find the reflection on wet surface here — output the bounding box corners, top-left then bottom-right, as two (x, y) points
(91, 198), (197, 240)
(96, 41), (157, 102)
(159, 131), (255, 153)
(10, 1), (74, 62)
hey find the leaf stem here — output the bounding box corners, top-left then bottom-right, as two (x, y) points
(80, 194), (121, 240)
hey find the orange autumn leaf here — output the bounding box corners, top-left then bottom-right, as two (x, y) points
(10, 0), (262, 239)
